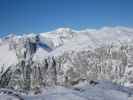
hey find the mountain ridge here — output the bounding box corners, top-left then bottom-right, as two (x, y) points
(1, 26), (133, 66)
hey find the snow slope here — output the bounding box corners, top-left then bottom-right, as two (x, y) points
(0, 81), (133, 100)
(0, 42), (17, 68)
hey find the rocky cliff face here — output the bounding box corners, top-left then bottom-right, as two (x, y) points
(1, 27), (133, 91)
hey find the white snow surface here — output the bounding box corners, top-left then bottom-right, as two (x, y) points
(0, 81), (133, 100)
(0, 43), (17, 68)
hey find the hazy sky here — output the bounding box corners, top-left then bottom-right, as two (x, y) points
(0, 0), (133, 36)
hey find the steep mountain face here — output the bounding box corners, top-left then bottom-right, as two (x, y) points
(1, 27), (133, 91)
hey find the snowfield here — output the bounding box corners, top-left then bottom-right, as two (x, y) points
(0, 81), (133, 100)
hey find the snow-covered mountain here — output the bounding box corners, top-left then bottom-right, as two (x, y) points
(1, 26), (133, 64)
(1, 26), (133, 93)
